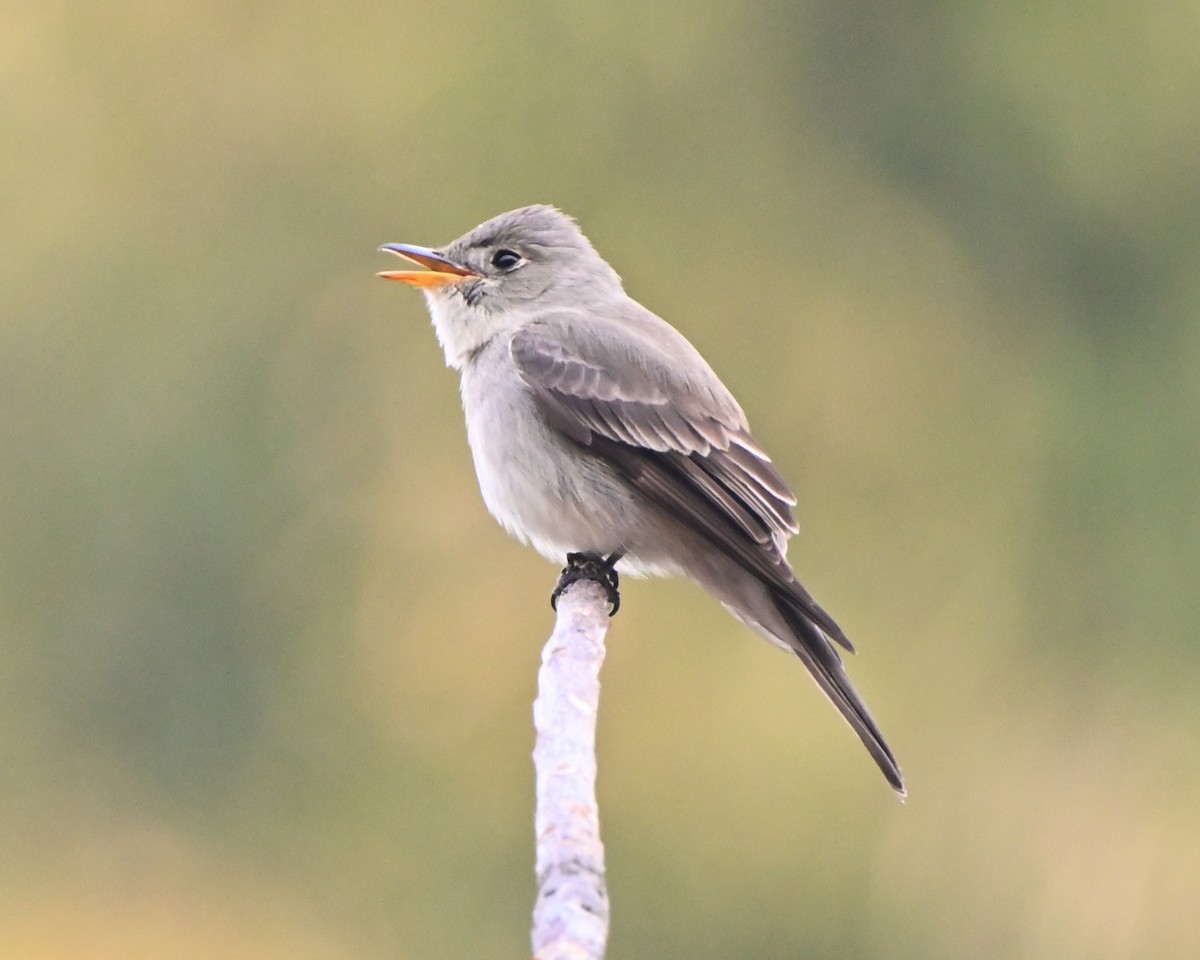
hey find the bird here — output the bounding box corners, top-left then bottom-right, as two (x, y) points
(378, 204), (904, 795)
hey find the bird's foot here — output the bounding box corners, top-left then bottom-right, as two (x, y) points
(550, 550), (623, 617)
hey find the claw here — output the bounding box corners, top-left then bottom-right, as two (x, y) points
(550, 551), (623, 617)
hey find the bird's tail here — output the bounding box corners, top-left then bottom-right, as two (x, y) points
(693, 560), (905, 796)
(771, 589), (905, 795)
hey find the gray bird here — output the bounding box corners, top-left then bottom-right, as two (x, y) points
(378, 205), (904, 795)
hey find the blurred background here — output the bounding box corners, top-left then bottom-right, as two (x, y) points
(3, 2), (1199, 958)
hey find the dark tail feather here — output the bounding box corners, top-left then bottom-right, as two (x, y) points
(772, 592), (906, 796)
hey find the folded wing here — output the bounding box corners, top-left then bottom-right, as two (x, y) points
(509, 312), (852, 651)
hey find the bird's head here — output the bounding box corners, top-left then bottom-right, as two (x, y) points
(379, 205), (623, 366)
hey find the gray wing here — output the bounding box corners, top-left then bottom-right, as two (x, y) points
(510, 311), (853, 651)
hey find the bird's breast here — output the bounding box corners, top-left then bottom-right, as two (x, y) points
(458, 341), (636, 563)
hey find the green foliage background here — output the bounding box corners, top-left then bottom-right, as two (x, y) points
(3, 2), (1198, 957)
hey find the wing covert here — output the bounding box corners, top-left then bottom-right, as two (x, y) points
(511, 317), (798, 548)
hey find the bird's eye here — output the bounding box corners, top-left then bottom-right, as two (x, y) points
(491, 249), (522, 271)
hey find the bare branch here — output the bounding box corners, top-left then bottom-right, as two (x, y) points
(531, 577), (612, 960)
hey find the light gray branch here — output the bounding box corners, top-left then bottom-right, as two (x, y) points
(531, 578), (612, 960)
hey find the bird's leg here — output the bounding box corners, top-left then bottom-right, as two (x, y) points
(550, 550), (624, 617)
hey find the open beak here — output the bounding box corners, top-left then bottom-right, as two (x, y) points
(377, 243), (478, 289)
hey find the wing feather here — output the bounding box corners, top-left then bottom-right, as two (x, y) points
(510, 315), (851, 650)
